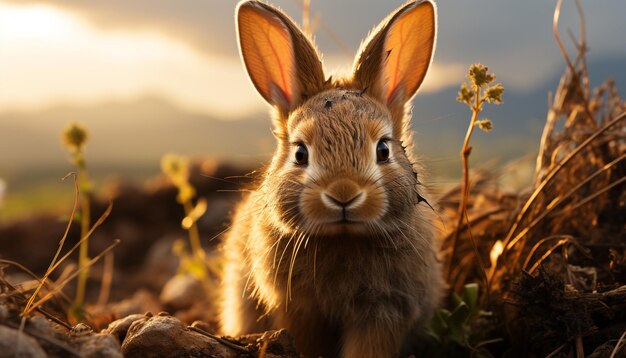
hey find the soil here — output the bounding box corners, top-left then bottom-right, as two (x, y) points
(1, 159), (624, 357)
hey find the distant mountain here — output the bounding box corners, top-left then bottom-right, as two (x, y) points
(0, 96), (272, 179)
(411, 55), (626, 170)
(1, 56), (623, 188)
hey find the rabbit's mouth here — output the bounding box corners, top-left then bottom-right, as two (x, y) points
(316, 219), (369, 236)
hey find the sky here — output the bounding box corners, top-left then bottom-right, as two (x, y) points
(2, 0), (625, 118)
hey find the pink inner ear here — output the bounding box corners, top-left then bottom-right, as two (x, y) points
(238, 4), (297, 108)
(382, 2), (436, 104)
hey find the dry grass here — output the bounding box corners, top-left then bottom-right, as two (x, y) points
(439, 0), (625, 354)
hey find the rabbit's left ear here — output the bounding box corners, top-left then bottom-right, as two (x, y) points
(237, 1), (325, 122)
(353, 0), (436, 120)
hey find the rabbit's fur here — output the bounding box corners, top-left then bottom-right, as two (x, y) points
(219, 1), (443, 357)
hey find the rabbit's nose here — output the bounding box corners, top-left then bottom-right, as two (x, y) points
(322, 179), (365, 209)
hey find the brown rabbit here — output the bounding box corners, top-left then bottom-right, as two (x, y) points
(219, 1), (442, 357)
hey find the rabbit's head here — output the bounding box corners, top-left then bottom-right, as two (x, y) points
(237, 0), (436, 237)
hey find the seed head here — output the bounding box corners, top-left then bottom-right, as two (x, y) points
(161, 153), (196, 203)
(161, 154), (189, 182)
(476, 118), (493, 132)
(457, 82), (475, 105)
(62, 122), (89, 151)
(468, 64), (495, 88)
(485, 83), (504, 104)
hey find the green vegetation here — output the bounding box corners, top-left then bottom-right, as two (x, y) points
(161, 154), (210, 282)
(61, 122), (93, 320)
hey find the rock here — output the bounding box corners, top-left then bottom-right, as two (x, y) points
(0, 325), (47, 358)
(121, 315), (239, 357)
(159, 274), (206, 311)
(256, 330), (300, 358)
(101, 314), (147, 343)
(73, 333), (122, 358)
(70, 323), (94, 336)
(139, 237), (180, 290)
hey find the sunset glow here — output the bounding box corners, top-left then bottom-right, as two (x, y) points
(0, 2), (463, 120)
(0, 3), (261, 118)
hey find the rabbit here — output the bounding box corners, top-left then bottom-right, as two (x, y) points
(218, 0), (443, 357)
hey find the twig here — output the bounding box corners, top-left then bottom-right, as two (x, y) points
(0, 277), (72, 329)
(502, 112), (625, 252)
(301, 0), (311, 35)
(527, 238), (573, 274)
(545, 342), (568, 358)
(97, 252), (114, 307)
(290, 0), (353, 58)
(522, 235), (574, 271)
(39, 202), (113, 287)
(24, 173), (79, 315)
(552, 176), (626, 217)
(610, 330), (626, 358)
(24, 240), (120, 316)
(508, 152), (625, 263)
(188, 325), (250, 353)
(0, 259), (71, 305)
(553, 0), (594, 124)
(441, 207), (506, 253)
(575, 336), (584, 358)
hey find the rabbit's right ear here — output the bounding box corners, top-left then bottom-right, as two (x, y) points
(237, 1), (325, 121)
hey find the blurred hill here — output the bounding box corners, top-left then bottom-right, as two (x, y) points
(0, 56), (624, 206)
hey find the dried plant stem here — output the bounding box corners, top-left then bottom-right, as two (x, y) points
(23, 173), (78, 315)
(522, 235), (574, 270)
(301, 0), (310, 36)
(447, 87), (480, 281)
(508, 152), (625, 259)
(28, 240), (120, 315)
(22, 202), (112, 316)
(527, 238), (572, 274)
(188, 325), (250, 353)
(502, 112), (625, 253)
(610, 330), (626, 358)
(183, 200), (204, 261)
(97, 252), (114, 307)
(75, 157), (91, 311)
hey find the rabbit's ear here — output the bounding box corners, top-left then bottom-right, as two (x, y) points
(353, 0), (436, 118)
(237, 1), (325, 118)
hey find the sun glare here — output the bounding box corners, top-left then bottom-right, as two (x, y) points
(0, 3), (76, 39)
(0, 2), (463, 120)
(0, 2), (261, 118)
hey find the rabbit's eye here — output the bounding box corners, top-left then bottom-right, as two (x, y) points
(376, 140), (390, 163)
(294, 143), (308, 165)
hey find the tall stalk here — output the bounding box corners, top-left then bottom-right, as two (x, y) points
(447, 64), (504, 288)
(61, 122), (92, 318)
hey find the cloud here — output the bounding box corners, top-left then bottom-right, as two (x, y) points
(2, 0), (239, 56)
(1, 0), (625, 117)
(0, 3), (263, 118)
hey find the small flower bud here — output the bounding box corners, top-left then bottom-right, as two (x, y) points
(476, 118), (493, 132)
(62, 122), (89, 151)
(468, 64), (495, 88)
(485, 83), (504, 104)
(161, 153), (190, 183)
(457, 82), (475, 105)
